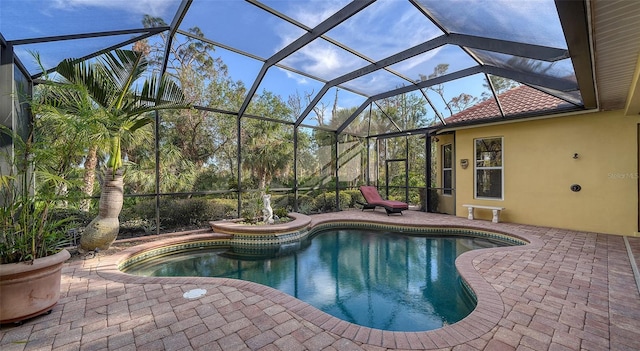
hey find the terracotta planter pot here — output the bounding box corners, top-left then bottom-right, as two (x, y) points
(0, 249), (70, 324)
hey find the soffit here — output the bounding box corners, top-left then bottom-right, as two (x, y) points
(591, 0), (640, 111)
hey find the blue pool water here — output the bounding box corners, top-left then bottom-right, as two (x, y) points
(124, 229), (511, 331)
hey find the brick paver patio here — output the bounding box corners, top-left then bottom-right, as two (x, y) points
(2, 211), (639, 350)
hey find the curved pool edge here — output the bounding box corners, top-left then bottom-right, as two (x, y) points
(95, 212), (544, 349)
(209, 213), (312, 247)
(210, 212), (311, 235)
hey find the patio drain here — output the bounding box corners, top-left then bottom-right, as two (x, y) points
(183, 288), (207, 299)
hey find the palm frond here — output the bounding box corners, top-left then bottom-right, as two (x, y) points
(124, 117), (153, 134)
(55, 57), (112, 110)
(45, 49), (189, 172)
(97, 50), (147, 110)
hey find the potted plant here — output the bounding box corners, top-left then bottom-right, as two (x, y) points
(0, 127), (73, 324)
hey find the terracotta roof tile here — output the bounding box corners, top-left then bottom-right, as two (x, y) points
(444, 85), (572, 124)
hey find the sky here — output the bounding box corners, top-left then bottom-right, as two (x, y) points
(0, 0), (575, 128)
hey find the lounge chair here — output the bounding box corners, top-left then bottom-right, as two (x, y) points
(359, 186), (409, 215)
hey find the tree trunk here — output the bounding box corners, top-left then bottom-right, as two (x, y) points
(79, 145), (97, 212)
(258, 172), (267, 193)
(79, 168), (123, 252)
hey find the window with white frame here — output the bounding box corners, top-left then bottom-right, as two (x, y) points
(442, 144), (452, 195)
(475, 137), (503, 199)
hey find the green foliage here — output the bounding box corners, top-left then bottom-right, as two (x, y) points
(49, 208), (94, 228)
(241, 191), (263, 223)
(193, 171), (234, 192)
(241, 113), (294, 190)
(300, 190), (359, 212)
(338, 191), (352, 210)
(340, 190), (362, 208)
(122, 197), (235, 232)
(0, 127), (74, 264)
(43, 49), (189, 174)
(408, 188), (421, 205)
(297, 195), (314, 214)
(273, 207), (289, 219)
(213, 198), (238, 215)
(273, 193), (294, 210)
(0, 200), (73, 264)
(160, 199), (223, 227)
(312, 191), (337, 212)
(124, 142), (199, 194)
(24, 28), (436, 224)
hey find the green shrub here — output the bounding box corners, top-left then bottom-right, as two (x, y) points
(179, 199), (219, 225)
(313, 193), (336, 212)
(49, 207), (94, 228)
(124, 199), (155, 222)
(338, 191), (352, 209)
(274, 207), (289, 218)
(342, 190), (363, 208)
(241, 192), (263, 222)
(311, 194), (326, 212)
(121, 197), (236, 232)
(273, 193), (294, 210)
(214, 198), (238, 218)
(297, 195), (314, 214)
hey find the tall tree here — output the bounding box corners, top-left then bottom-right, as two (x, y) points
(32, 53), (111, 211)
(139, 16), (244, 170)
(419, 63), (479, 116)
(42, 49), (188, 252)
(242, 91), (294, 190)
(129, 15), (250, 198)
(481, 75), (519, 100)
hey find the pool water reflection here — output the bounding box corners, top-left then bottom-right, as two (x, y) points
(124, 229), (511, 331)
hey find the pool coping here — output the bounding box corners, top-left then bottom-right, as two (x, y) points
(209, 212), (312, 246)
(94, 213), (545, 349)
(210, 212), (311, 236)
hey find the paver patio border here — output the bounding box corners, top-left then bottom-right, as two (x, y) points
(3, 210), (639, 350)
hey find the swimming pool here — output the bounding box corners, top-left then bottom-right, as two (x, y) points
(123, 228), (514, 331)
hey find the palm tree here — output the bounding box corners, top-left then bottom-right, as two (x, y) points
(42, 49), (188, 252)
(34, 76), (109, 212)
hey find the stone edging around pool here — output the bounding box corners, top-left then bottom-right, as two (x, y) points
(210, 212), (312, 246)
(96, 215), (543, 349)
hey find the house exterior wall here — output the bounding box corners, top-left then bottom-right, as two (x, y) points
(446, 109), (639, 236)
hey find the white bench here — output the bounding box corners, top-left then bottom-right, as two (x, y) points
(462, 204), (505, 223)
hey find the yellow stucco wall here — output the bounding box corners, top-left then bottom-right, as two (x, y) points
(447, 110), (639, 236)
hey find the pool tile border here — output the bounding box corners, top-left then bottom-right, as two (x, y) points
(309, 220), (528, 246)
(97, 212), (542, 349)
(118, 218), (527, 273)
